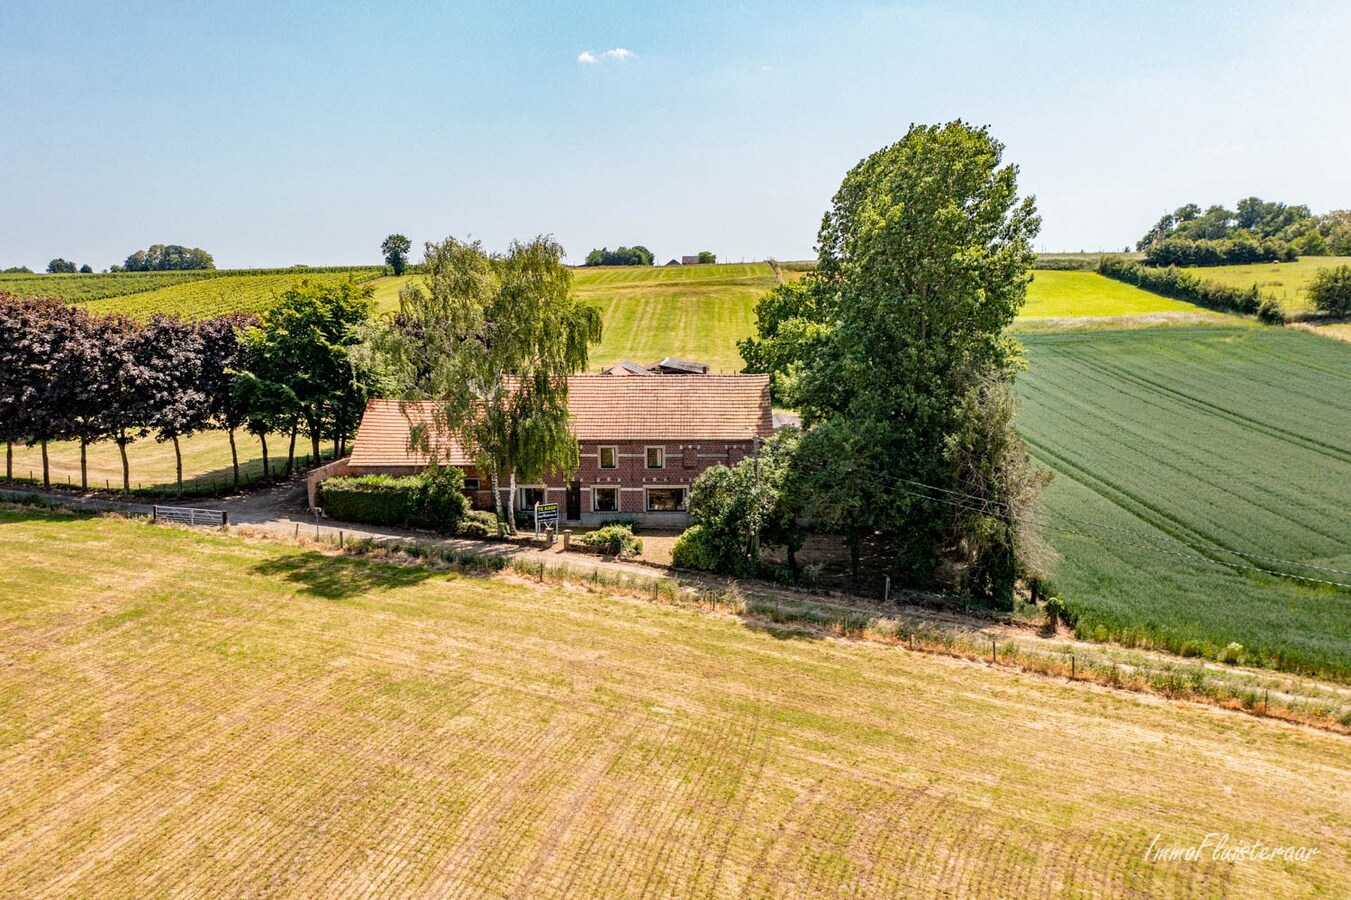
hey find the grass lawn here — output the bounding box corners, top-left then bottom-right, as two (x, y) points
(1180, 256), (1349, 314)
(1016, 326), (1351, 680)
(0, 510), (1346, 896)
(6, 430), (310, 495)
(1021, 270), (1214, 320)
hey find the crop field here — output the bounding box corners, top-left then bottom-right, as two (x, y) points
(1181, 256), (1349, 314)
(1019, 271), (1215, 320)
(5, 430), (309, 496)
(0, 267), (383, 311)
(80, 269), (382, 320)
(1016, 326), (1351, 680)
(1, 510), (1346, 896)
(0, 270), (215, 302)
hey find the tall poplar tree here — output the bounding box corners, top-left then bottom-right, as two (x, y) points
(742, 122), (1048, 604)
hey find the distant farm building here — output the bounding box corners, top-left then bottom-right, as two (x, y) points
(600, 357), (711, 376)
(681, 255), (699, 265)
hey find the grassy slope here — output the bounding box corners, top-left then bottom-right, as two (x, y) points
(1021, 270), (1214, 319)
(1, 511), (1346, 896)
(370, 264), (776, 372)
(575, 264), (773, 372)
(1180, 256), (1349, 314)
(1016, 326), (1351, 679)
(5, 431), (305, 495)
(370, 265), (1215, 370)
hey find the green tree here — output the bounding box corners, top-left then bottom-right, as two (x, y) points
(583, 245), (654, 266)
(238, 280), (376, 471)
(697, 250), (716, 264)
(377, 236), (602, 531)
(745, 121), (1046, 605)
(381, 233), (412, 276)
(47, 258), (76, 273)
(123, 244), (214, 271)
(1307, 264), (1351, 316)
(1319, 210), (1351, 256)
(677, 428), (803, 577)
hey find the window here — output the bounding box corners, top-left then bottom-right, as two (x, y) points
(520, 487), (547, 509)
(593, 486), (619, 513)
(645, 446), (665, 469)
(598, 446), (618, 469)
(645, 488), (686, 512)
(463, 477), (480, 491)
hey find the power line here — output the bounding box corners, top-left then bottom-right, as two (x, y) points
(791, 459), (1351, 589)
(880, 471), (1351, 579)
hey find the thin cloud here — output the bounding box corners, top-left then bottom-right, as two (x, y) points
(577, 48), (635, 65)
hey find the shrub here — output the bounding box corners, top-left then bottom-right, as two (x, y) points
(596, 518), (639, 532)
(456, 509), (500, 539)
(574, 524), (643, 557)
(407, 466), (469, 532)
(671, 524), (721, 571)
(1307, 264), (1351, 316)
(1257, 296), (1286, 324)
(1043, 596), (1066, 629)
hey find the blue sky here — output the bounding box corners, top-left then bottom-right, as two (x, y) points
(4, 0), (1350, 269)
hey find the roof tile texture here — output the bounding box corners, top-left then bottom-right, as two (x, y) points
(349, 374), (772, 468)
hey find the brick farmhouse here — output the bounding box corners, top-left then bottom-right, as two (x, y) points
(337, 374), (773, 526)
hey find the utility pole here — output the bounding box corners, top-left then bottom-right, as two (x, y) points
(750, 436), (762, 566)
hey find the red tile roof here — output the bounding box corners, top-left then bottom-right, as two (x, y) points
(349, 375), (772, 468)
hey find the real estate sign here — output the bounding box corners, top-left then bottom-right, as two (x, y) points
(534, 502), (559, 536)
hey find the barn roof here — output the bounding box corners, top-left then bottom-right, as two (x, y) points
(348, 375), (773, 468)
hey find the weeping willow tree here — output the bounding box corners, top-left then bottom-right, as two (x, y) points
(374, 236), (603, 531)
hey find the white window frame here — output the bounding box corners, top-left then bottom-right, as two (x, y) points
(592, 485), (620, 513)
(463, 477), (481, 491)
(598, 445), (619, 469)
(518, 485), (548, 510)
(645, 445), (665, 469)
(644, 486), (686, 512)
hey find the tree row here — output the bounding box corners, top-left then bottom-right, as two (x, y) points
(0, 280), (377, 496)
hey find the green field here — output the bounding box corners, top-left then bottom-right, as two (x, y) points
(5, 430), (309, 496)
(0, 267), (383, 315)
(1016, 326), (1351, 680)
(1, 510), (1345, 896)
(371, 263), (779, 372)
(1020, 270), (1215, 320)
(1181, 256), (1350, 314)
(0, 270), (217, 302)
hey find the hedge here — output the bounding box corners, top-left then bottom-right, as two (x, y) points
(1096, 257), (1285, 322)
(319, 468), (469, 532)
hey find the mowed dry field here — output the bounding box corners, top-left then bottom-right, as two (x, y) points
(1, 510), (1348, 897)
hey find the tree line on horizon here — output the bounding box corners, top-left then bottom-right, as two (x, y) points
(1136, 198), (1351, 267)
(0, 281), (375, 496)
